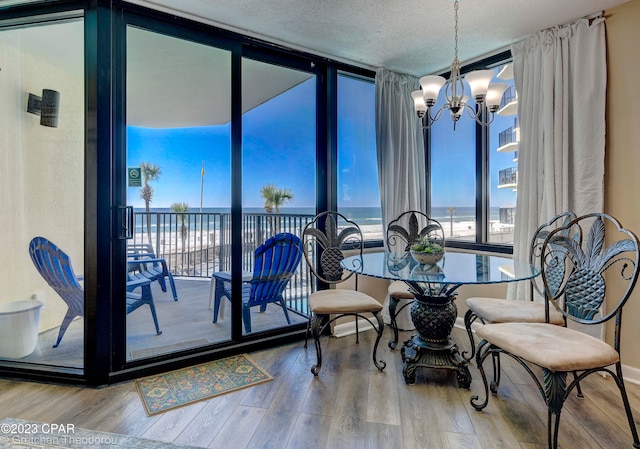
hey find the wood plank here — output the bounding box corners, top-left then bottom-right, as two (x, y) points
(518, 443), (547, 449)
(513, 382), (602, 449)
(365, 339), (401, 426)
(460, 363), (524, 449)
(564, 384), (637, 449)
(472, 364), (547, 445)
(397, 378), (444, 449)
(439, 430), (483, 449)
(240, 344), (300, 409)
(104, 390), (161, 437)
(173, 388), (248, 447)
(325, 368), (369, 449)
(365, 422), (403, 449)
(207, 405), (267, 449)
(246, 410), (298, 449)
(286, 413), (332, 449)
(268, 352), (312, 415)
(299, 335), (350, 416)
(141, 400), (207, 443)
(366, 369), (401, 426)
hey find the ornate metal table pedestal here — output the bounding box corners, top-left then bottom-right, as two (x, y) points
(400, 291), (471, 389)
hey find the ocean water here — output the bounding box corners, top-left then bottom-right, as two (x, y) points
(133, 206), (500, 234)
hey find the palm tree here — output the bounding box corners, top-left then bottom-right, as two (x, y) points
(260, 184), (294, 234)
(171, 202), (189, 273)
(140, 162), (161, 246)
(260, 184), (294, 213)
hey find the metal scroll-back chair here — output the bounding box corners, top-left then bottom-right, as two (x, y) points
(462, 212), (576, 393)
(302, 211), (386, 376)
(29, 237), (161, 348)
(210, 232), (303, 333)
(385, 210), (445, 350)
(470, 213), (640, 449)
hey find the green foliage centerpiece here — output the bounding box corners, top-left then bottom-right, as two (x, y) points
(410, 235), (444, 265)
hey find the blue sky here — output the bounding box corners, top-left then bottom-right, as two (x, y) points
(430, 76), (517, 209)
(127, 74), (515, 211)
(127, 76), (379, 209)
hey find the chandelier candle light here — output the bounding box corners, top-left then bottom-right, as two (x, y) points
(411, 0), (509, 130)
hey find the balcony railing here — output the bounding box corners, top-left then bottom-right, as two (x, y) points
(498, 167), (518, 187)
(500, 85), (517, 109)
(498, 126), (518, 148)
(130, 211), (315, 316)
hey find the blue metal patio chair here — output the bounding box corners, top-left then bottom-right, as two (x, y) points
(210, 232), (303, 333)
(127, 243), (178, 301)
(29, 236), (161, 348)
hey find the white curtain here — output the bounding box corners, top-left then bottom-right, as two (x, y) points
(375, 68), (427, 234)
(375, 68), (426, 329)
(509, 17), (607, 303)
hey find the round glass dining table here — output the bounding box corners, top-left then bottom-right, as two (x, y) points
(341, 251), (540, 388)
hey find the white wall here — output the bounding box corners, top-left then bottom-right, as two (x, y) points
(0, 22), (84, 332)
(605, 0), (640, 373)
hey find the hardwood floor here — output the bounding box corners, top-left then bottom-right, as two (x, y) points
(1, 327), (639, 449)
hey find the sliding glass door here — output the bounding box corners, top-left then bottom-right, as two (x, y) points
(125, 26), (233, 361)
(240, 57), (316, 335)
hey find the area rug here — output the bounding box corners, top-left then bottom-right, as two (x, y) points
(0, 418), (201, 449)
(136, 353), (272, 415)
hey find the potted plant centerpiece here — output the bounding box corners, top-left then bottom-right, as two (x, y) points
(410, 235), (444, 265)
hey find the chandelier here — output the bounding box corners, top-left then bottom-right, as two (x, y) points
(411, 0), (509, 130)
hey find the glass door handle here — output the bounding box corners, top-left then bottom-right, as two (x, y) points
(118, 206), (133, 239)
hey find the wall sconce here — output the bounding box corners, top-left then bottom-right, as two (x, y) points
(27, 89), (60, 128)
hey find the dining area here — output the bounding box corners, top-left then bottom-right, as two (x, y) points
(297, 208), (640, 449)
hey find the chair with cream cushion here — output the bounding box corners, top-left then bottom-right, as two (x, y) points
(462, 212), (576, 362)
(470, 213), (640, 449)
(302, 211), (386, 376)
(385, 210), (445, 349)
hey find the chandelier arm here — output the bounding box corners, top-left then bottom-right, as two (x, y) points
(462, 103), (496, 126)
(419, 105), (449, 129)
(462, 103), (481, 120)
(412, 0), (506, 130)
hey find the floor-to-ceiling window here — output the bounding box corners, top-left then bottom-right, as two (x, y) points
(489, 62), (518, 244)
(0, 1), (375, 385)
(430, 99), (477, 242)
(337, 74), (382, 241)
(240, 57), (316, 334)
(429, 54), (518, 250)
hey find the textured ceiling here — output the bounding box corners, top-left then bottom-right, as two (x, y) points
(129, 0), (630, 76)
(5, 0), (630, 127)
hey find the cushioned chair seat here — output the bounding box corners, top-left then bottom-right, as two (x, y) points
(309, 289), (383, 314)
(387, 280), (414, 299)
(476, 322), (619, 371)
(303, 211), (386, 375)
(466, 297), (565, 326)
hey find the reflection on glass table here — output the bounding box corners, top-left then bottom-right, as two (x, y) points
(341, 251), (539, 388)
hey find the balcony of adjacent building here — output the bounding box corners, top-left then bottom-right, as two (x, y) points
(497, 85), (518, 116)
(496, 124), (519, 157)
(497, 166), (518, 190)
